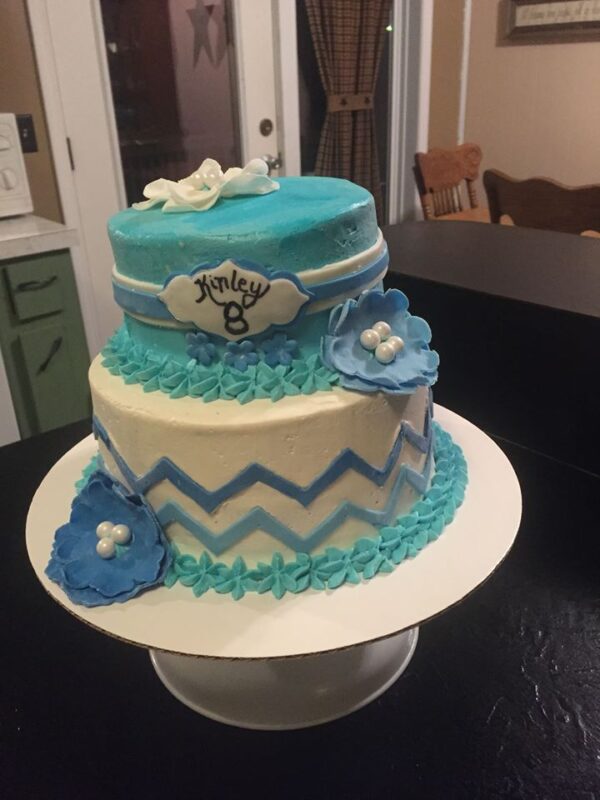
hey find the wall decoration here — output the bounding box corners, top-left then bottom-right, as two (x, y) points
(505, 0), (600, 42)
(187, 0), (227, 67)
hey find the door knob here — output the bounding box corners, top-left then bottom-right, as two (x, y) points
(261, 154), (282, 174)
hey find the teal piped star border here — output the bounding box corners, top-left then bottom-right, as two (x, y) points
(76, 423), (467, 601)
(163, 423), (467, 600)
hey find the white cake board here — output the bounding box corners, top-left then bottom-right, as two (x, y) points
(26, 406), (521, 729)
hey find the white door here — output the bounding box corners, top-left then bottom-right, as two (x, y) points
(28, 0), (300, 353)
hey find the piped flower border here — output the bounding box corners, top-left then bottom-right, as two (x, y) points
(73, 424), (466, 602)
(157, 422), (464, 599)
(101, 326), (339, 404)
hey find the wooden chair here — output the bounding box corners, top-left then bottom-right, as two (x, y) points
(414, 143), (489, 222)
(483, 170), (600, 235)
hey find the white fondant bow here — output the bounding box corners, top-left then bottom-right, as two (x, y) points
(132, 158), (279, 213)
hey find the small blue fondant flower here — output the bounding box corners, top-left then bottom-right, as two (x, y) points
(223, 340), (259, 372)
(321, 288), (439, 394)
(260, 333), (298, 367)
(186, 331), (216, 366)
(46, 471), (171, 607)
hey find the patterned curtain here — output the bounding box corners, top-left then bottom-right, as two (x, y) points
(305, 0), (391, 219)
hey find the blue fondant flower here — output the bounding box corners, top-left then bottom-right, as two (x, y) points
(321, 288), (439, 394)
(260, 333), (298, 367)
(46, 471), (171, 607)
(186, 331), (216, 366)
(223, 340), (259, 372)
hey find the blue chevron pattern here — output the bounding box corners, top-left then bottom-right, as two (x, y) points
(156, 448), (433, 555)
(92, 400), (431, 515)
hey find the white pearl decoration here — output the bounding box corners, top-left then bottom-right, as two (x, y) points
(386, 335), (405, 353)
(360, 319), (400, 364)
(96, 521), (114, 539)
(111, 524), (131, 545)
(96, 537), (116, 559)
(359, 328), (381, 350)
(373, 321), (392, 339)
(375, 342), (396, 364)
(95, 521), (133, 558)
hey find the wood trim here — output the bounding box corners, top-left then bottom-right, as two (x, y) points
(272, 0), (301, 176)
(387, 0), (433, 224)
(0, 348), (20, 445)
(26, 0), (104, 357)
(457, 0), (472, 143)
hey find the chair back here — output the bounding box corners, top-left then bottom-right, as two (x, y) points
(483, 170), (600, 235)
(414, 143), (483, 219)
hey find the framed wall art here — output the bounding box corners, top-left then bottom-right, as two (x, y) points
(505, 0), (600, 43)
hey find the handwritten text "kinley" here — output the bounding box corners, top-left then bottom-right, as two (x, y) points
(194, 268), (271, 335)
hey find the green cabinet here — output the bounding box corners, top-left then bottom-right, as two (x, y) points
(0, 250), (91, 438)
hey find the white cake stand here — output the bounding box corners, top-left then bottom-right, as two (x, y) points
(26, 406), (521, 729)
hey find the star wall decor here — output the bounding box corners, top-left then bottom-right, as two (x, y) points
(186, 0), (227, 68)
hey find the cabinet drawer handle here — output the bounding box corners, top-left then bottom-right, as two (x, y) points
(17, 275), (58, 292)
(36, 336), (63, 375)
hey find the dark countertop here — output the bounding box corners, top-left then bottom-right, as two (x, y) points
(2, 223), (599, 799)
(384, 220), (600, 318)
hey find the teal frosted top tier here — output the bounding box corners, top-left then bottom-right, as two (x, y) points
(108, 177), (378, 284)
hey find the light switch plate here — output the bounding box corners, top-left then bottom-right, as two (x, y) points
(16, 114), (38, 154)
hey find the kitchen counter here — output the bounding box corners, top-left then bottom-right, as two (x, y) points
(0, 214), (77, 261)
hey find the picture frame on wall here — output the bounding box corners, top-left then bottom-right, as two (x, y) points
(505, 0), (600, 43)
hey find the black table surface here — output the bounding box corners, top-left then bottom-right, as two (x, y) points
(384, 220), (600, 318)
(3, 223), (600, 799)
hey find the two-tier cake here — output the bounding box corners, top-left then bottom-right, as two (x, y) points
(46, 159), (467, 606)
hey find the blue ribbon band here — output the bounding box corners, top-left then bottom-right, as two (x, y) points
(112, 248), (389, 324)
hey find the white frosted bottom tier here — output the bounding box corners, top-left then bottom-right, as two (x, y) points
(89, 358), (431, 563)
(26, 406), (522, 659)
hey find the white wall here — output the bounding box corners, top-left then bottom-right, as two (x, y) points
(465, 2), (600, 190)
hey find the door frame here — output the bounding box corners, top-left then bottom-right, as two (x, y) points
(27, 0), (119, 357)
(26, 0), (302, 353)
(388, 0), (433, 223)
(457, 0), (473, 144)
